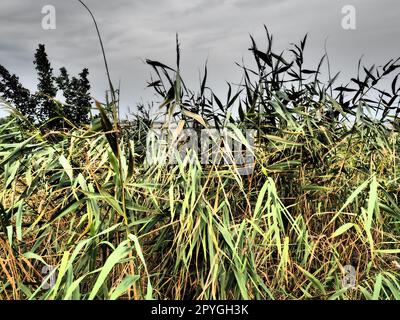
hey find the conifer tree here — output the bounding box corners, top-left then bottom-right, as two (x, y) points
(1, 44), (92, 129)
(56, 67), (91, 125)
(0, 65), (36, 122)
(34, 44), (60, 127)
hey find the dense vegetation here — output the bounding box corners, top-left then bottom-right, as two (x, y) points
(1, 27), (400, 300)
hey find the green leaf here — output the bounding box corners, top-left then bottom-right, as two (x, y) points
(6, 225), (13, 245)
(297, 265), (326, 295)
(15, 201), (23, 241)
(95, 100), (119, 157)
(22, 252), (49, 266)
(372, 273), (383, 300)
(59, 155), (74, 181)
(109, 275), (140, 300)
(331, 223), (355, 238)
(89, 239), (131, 300)
(182, 109), (208, 128)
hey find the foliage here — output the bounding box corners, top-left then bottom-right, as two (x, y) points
(0, 29), (400, 300)
(0, 65), (36, 123)
(0, 45), (92, 129)
(56, 67), (91, 126)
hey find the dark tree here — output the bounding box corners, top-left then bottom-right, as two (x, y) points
(56, 67), (73, 122)
(56, 67), (91, 125)
(34, 44), (60, 128)
(76, 68), (91, 124)
(1, 44), (92, 130)
(0, 65), (36, 122)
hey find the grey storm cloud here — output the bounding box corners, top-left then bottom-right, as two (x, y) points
(1, 0), (400, 118)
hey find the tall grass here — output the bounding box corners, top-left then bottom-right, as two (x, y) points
(1, 27), (400, 300)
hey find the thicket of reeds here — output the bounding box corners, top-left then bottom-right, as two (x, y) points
(1, 25), (400, 300)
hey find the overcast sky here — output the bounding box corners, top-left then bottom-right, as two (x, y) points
(1, 0), (399, 118)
